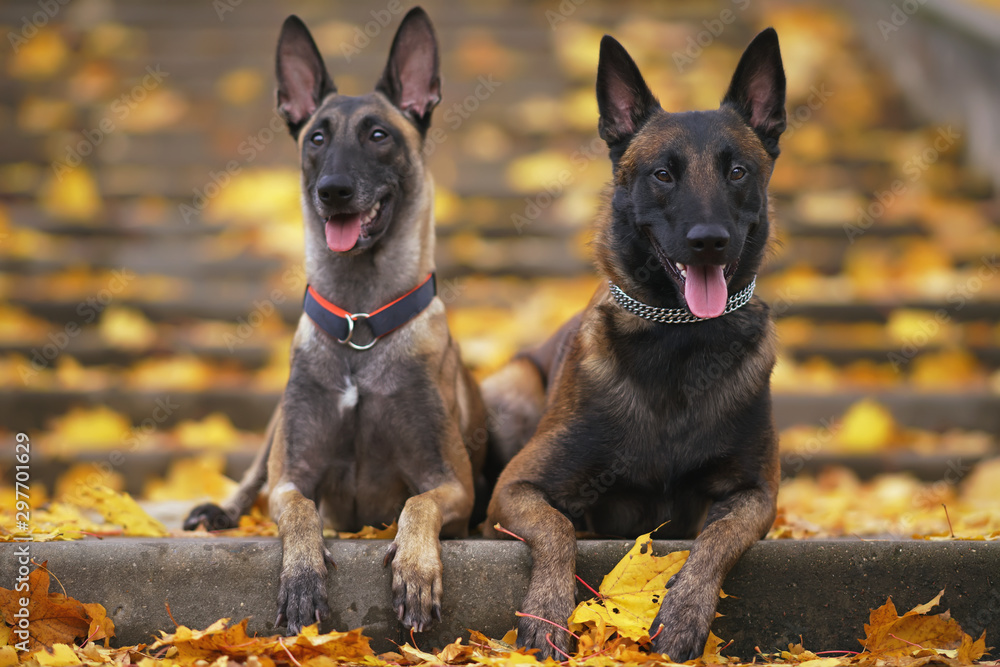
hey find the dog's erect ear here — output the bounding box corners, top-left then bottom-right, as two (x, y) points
(596, 35), (660, 147)
(375, 7), (441, 133)
(722, 27), (786, 157)
(276, 15), (336, 136)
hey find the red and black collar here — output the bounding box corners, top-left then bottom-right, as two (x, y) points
(303, 273), (437, 350)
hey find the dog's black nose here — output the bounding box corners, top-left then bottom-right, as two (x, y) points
(686, 224), (729, 255)
(317, 175), (355, 202)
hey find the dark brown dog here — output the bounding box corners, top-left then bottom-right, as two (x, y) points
(184, 8), (487, 636)
(484, 29), (785, 661)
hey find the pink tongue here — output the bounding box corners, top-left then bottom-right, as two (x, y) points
(325, 216), (362, 252)
(684, 265), (728, 318)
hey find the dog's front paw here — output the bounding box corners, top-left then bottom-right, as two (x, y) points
(384, 539), (442, 632)
(649, 589), (715, 662)
(183, 503), (237, 531)
(515, 593), (576, 660)
(276, 566), (330, 635)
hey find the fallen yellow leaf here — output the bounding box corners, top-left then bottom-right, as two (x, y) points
(74, 485), (168, 537)
(569, 531), (689, 641)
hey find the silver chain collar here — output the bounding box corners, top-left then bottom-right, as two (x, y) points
(608, 276), (757, 324)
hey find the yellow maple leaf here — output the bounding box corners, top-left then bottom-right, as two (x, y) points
(8, 30), (68, 79)
(98, 306), (157, 350)
(38, 167), (102, 222)
(44, 405), (131, 453)
(74, 485), (168, 537)
(568, 531), (689, 641)
(837, 398), (896, 452)
(143, 455), (236, 502)
(174, 413), (244, 450)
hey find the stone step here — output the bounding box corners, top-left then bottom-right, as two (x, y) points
(7, 338), (1000, 374)
(15, 538), (1000, 657)
(4, 390), (999, 434)
(6, 450), (993, 500)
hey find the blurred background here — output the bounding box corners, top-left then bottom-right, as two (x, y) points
(1, 0), (999, 539)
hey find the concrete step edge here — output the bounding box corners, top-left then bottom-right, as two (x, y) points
(14, 538), (1000, 657)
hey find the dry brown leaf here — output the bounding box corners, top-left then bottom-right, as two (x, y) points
(860, 591), (977, 660)
(0, 562), (114, 651)
(151, 618), (373, 664)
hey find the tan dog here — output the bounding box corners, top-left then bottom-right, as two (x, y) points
(185, 7), (487, 636)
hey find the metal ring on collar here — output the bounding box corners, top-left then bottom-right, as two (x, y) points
(345, 313), (377, 351)
(336, 314), (354, 345)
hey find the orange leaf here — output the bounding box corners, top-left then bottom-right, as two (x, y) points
(0, 562), (113, 652)
(957, 630), (988, 665)
(860, 591), (968, 658)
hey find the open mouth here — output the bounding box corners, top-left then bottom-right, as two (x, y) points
(646, 229), (738, 319)
(323, 195), (389, 252)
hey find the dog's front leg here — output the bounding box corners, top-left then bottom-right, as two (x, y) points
(269, 380), (340, 635)
(650, 485), (776, 661)
(489, 481), (577, 660)
(385, 421), (474, 632)
(271, 478), (333, 634)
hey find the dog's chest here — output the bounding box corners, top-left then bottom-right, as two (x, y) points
(314, 360), (428, 528)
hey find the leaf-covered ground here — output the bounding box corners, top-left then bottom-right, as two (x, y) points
(4, 454), (1000, 542)
(0, 538), (992, 667)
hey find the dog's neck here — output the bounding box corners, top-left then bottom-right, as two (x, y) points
(301, 175), (437, 314)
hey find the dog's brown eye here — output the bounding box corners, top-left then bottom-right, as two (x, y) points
(310, 132), (324, 146)
(370, 128), (388, 142)
(730, 166), (747, 181)
(654, 169), (672, 183)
